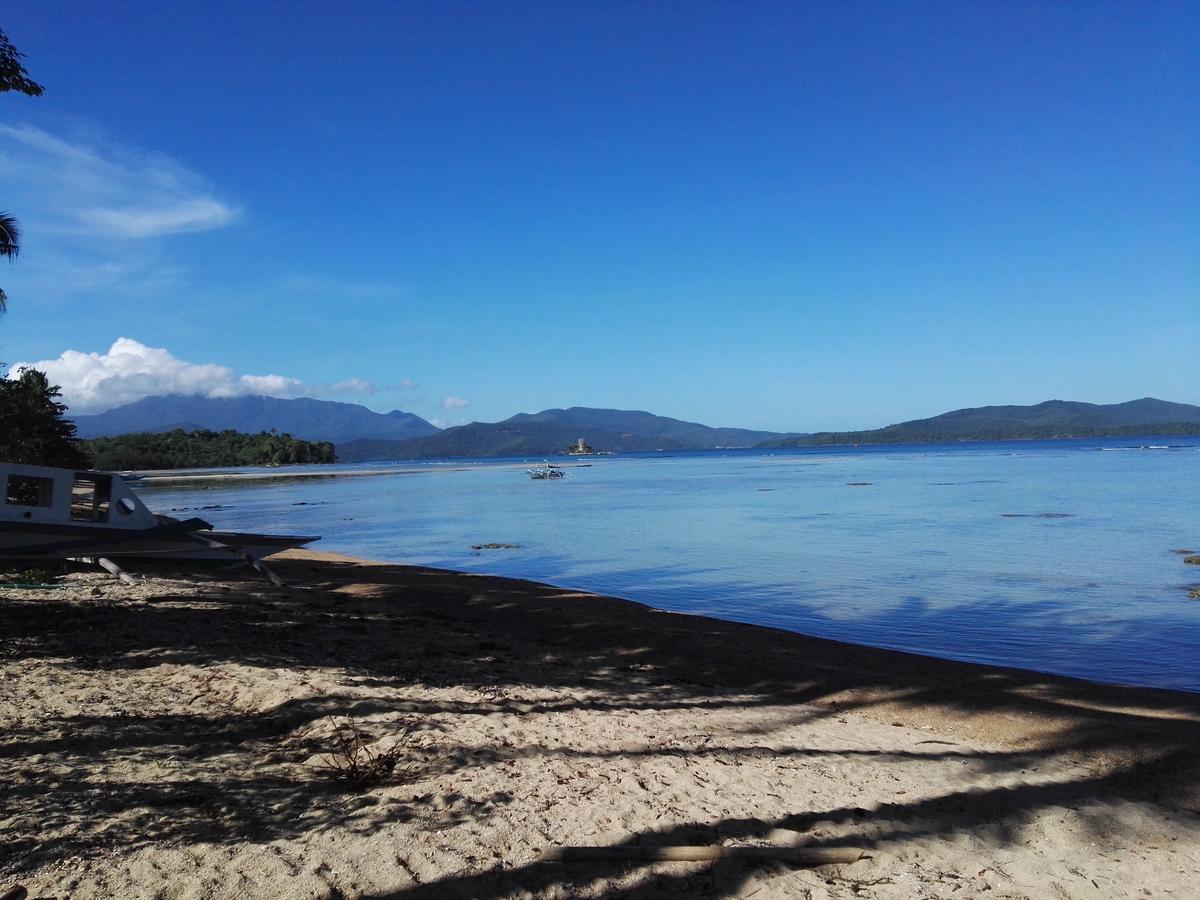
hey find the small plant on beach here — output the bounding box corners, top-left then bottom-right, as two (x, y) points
(2, 566), (61, 585)
(315, 717), (416, 789)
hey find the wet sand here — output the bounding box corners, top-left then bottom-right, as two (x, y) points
(2, 549), (1198, 898)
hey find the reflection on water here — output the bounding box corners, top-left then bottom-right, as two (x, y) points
(139, 439), (1200, 691)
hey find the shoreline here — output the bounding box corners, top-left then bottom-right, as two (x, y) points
(299, 550), (1200, 707)
(3, 549), (1199, 898)
(123, 431), (1200, 483)
(131, 460), (597, 485)
(285, 550), (1200, 736)
(132, 464), (481, 484)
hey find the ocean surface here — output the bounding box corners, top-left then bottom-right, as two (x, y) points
(137, 438), (1200, 692)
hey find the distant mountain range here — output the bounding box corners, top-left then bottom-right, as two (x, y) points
(337, 407), (799, 462)
(66, 395), (1200, 463)
(71, 394), (439, 444)
(758, 399), (1200, 447)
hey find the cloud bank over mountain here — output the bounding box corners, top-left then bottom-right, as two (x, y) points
(11, 338), (374, 414)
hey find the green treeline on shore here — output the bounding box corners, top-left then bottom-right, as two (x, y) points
(83, 429), (337, 470)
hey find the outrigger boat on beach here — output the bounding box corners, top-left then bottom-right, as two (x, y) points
(0, 461), (318, 584)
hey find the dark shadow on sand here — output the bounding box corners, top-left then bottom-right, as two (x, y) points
(2, 556), (1198, 895)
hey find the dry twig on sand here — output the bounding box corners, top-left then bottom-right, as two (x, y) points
(313, 717), (415, 788)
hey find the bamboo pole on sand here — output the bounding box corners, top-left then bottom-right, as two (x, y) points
(541, 845), (865, 865)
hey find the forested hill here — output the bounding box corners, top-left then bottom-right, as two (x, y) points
(84, 429), (337, 470)
(503, 408), (787, 448)
(338, 407), (802, 461)
(757, 399), (1200, 447)
(71, 394), (438, 444)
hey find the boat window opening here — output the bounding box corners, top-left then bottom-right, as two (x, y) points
(69, 474), (112, 523)
(5, 475), (54, 508)
(117, 497), (137, 516)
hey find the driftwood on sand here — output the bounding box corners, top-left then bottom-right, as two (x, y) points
(541, 845), (865, 865)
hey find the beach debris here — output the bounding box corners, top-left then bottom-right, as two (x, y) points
(541, 845), (865, 865)
(313, 717), (416, 788)
(472, 543), (521, 551)
(92, 556), (137, 585)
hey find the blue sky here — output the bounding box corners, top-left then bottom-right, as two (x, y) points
(1, 1), (1196, 431)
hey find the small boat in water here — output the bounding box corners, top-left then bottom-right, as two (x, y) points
(0, 461), (318, 583)
(527, 461), (566, 479)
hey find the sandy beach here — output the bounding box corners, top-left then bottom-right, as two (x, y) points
(2, 550), (1198, 899)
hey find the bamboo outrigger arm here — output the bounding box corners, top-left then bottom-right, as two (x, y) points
(540, 845), (865, 865)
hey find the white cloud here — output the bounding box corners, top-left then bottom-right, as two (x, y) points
(441, 396), (470, 411)
(9, 338), (372, 414)
(79, 198), (236, 239)
(0, 124), (239, 303)
(331, 378), (377, 394)
(0, 123), (239, 240)
(238, 374), (305, 396)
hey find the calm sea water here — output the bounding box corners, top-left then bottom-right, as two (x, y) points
(138, 438), (1200, 692)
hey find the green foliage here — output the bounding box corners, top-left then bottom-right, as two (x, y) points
(1, 212), (21, 313)
(0, 364), (90, 468)
(2, 20), (41, 312)
(0, 213), (19, 259)
(84, 429), (337, 470)
(0, 25), (44, 96)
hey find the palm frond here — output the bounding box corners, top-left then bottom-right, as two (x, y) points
(0, 213), (19, 260)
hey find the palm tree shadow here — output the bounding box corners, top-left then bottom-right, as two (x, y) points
(1, 556), (1198, 895)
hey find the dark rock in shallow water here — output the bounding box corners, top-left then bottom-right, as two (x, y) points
(472, 543), (521, 551)
(1185, 555), (1200, 566)
(846, 482), (873, 486)
(1188, 586), (1200, 599)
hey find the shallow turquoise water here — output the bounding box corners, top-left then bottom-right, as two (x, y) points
(139, 438), (1200, 691)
